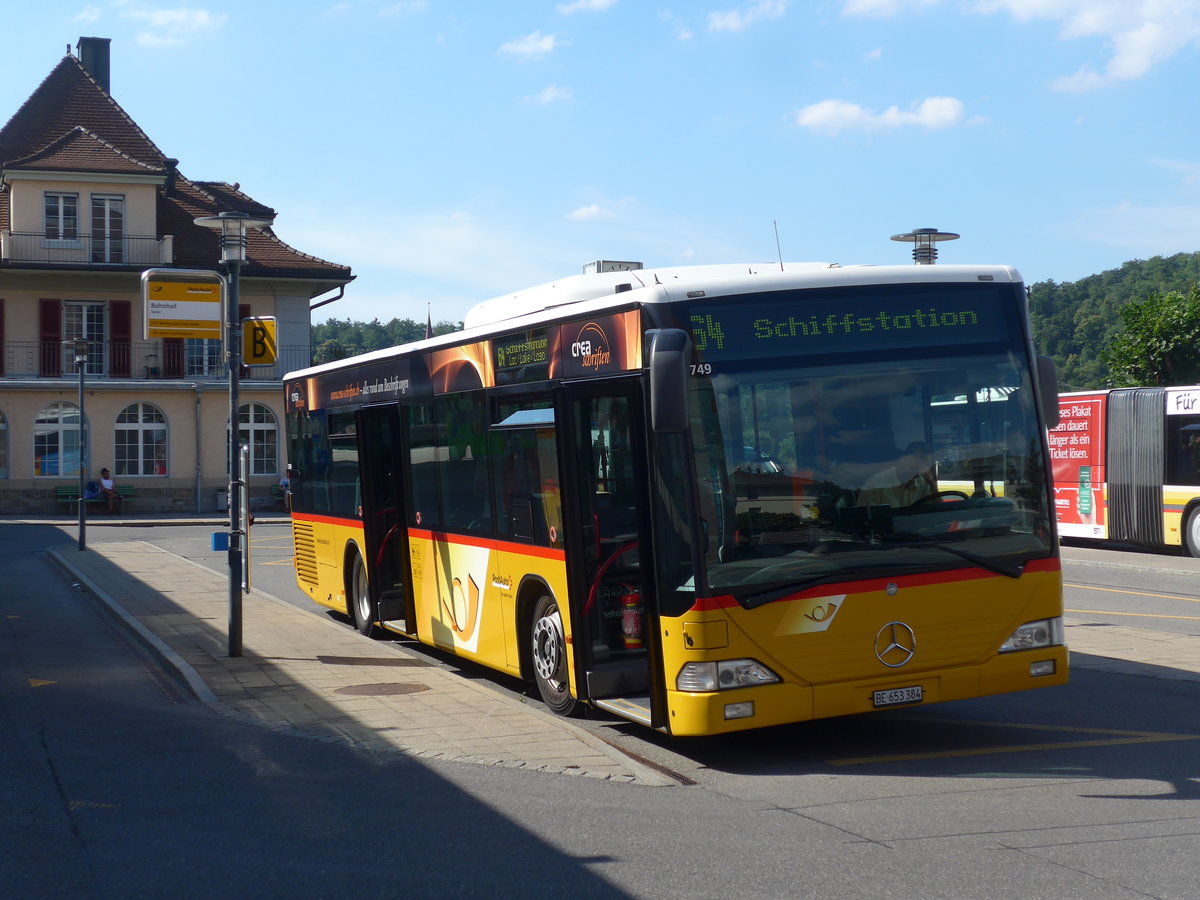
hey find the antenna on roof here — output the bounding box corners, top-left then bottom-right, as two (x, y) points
(890, 227), (959, 265)
(773, 220), (784, 272)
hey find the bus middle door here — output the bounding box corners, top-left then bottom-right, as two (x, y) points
(356, 404), (413, 632)
(561, 381), (664, 728)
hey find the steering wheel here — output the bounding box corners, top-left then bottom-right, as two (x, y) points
(910, 489), (969, 507)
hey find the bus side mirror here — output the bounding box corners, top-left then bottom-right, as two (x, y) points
(1037, 355), (1060, 429)
(648, 328), (692, 434)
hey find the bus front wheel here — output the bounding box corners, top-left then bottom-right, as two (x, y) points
(1185, 508), (1200, 557)
(349, 552), (376, 637)
(530, 594), (580, 717)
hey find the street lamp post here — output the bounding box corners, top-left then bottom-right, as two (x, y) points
(194, 211), (271, 657)
(65, 338), (89, 551)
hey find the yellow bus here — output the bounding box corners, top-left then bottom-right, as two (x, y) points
(283, 258), (1067, 736)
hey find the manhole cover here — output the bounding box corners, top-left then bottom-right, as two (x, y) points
(335, 683), (430, 697)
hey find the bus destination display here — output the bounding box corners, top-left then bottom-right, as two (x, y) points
(688, 286), (1013, 361)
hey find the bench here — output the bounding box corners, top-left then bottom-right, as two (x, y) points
(56, 484), (136, 510)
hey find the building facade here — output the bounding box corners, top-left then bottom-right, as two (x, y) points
(0, 38), (353, 514)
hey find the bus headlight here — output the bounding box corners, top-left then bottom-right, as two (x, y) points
(676, 659), (781, 692)
(999, 617), (1064, 653)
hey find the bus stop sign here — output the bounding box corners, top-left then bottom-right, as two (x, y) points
(243, 316), (277, 366)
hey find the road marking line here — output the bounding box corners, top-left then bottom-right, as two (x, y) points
(1064, 583), (1200, 604)
(828, 717), (1199, 766)
(28, 679), (56, 687)
(1066, 608), (1200, 622)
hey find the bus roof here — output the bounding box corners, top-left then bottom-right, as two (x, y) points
(288, 261), (1022, 380)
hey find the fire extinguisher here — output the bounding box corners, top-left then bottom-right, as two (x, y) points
(621, 590), (643, 650)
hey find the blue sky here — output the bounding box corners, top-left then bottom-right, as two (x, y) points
(6, 2), (1200, 324)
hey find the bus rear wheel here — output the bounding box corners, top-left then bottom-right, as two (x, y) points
(530, 594), (580, 717)
(349, 552), (376, 636)
(1185, 508), (1200, 557)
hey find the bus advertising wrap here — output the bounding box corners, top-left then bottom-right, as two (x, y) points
(1051, 393), (1107, 539)
(294, 309), (643, 410)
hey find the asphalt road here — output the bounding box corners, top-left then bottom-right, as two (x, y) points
(23, 521), (1200, 899)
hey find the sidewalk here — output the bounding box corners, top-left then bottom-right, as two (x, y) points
(49, 540), (675, 786)
(46, 538), (1200, 785)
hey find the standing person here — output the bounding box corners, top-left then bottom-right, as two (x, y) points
(99, 467), (121, 513)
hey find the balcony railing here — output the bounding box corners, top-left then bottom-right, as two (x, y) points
(1, 231), (173, 266)
(1, 341), (311, 381)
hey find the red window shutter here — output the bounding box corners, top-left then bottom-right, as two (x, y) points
(110, 300), (131, 378)
(39, 299), (62, 377)
(163, 338), (184, 378)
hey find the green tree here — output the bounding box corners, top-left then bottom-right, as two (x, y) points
(1101, 285), (1200, 387)
(312, 338), (350, 365)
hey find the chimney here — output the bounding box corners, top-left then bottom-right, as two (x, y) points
(76, 37), (112, 93)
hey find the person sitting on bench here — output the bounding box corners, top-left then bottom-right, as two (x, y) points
(99, 467), (122, 513)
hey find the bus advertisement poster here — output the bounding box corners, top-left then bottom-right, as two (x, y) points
(1051, 393), (1107, 539)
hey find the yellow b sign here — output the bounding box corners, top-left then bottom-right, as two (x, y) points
(243, 317), (277, 366)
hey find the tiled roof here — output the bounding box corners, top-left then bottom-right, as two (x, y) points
(5, 125), (165, 176)
(0, 49), (353, 288)
(165, 178), (352, 280)
(0, 55), (166, 169)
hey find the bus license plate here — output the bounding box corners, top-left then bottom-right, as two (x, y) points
(873, 685), (923, 708)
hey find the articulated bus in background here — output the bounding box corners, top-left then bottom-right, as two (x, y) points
(283, 257), (1066, 737)
(1052, 387), (1200, 555)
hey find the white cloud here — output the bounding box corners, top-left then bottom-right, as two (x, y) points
(1075, 200), (1200, 257)
(568, 204), (615, 221)
(120, 7), (229, 47)
(794, 96), (964, 135)
(843, 0), (1200, 90)
(380, 1), (428, 16)
(708, 1), (787, 33)
(498, 30), (565, 59)
(841, 0), (937, 16)
(529, 84), (573, 104)
(557, 0), (617, 13)
(1152, 157), (1200, 186)
(73, 5), (103, 24)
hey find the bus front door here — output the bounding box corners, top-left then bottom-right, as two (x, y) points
(356, 404), (413, 632)
(562, 383), (664, 728)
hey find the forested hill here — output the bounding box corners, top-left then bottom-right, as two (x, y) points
(310, 316), (463, 364)
(1029, 251), (1200, 391)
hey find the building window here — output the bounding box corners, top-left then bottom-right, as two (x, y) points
(44, 192), (79, 241)
(34, 401), (86, 477)
(0, 411), (8, 479)
(230, 403), (278, 476)
(116, 403), (167, 476)
(64, 301), (106, 375)
(186, 338), (223, 376)
(91, 194), (125, 263)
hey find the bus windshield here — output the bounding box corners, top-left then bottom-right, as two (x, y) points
(690, 348), (1053, 604)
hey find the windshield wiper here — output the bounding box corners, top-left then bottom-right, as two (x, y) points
(740, 574), (847, 609)
(924, 542), (1024, 579)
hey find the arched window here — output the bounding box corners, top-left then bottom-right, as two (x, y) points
(116, 402), (168, 476)
(230, 402), (278, 476)
(35, 401), (86, 477)
(0, 411), (8, 479)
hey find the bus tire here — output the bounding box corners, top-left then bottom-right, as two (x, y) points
(349, 551), (376, 637)
(530, 593), (580, 717)
(1185, 508), (1200, 557)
